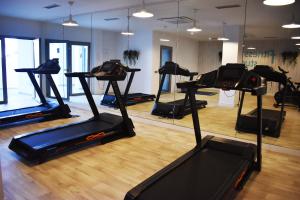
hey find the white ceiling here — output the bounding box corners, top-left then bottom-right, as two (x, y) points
(0, 0), (300, 40)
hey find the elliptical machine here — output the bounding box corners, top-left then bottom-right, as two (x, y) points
(274, 66), (300, 110)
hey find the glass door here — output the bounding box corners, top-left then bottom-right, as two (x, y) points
(46, 40), (70, 100)
(2, 37), (40, 108)
(70, 42), (89, 95)
(0, 38), (7, 104)
(160, 46), (173, 93)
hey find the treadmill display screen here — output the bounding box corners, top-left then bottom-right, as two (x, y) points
(222, 69), (243, 81)
(217, 67), (244, 89)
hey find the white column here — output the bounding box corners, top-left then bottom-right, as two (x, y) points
(218, 25), (243, 107)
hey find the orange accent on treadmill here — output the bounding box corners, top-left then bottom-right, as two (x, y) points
(86, 132), (106, 141)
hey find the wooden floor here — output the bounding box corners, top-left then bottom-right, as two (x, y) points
(126, 91), (300, 150)
(1, 107), (300, 200)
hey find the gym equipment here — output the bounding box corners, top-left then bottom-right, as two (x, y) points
(0, 59), (71, 128)
(152, 61), (207, 119)
(236, 65), (287, 138)
(125, 63), (266, 200)
(101, 66), (155, 107)
(274, 66), (300, 110)
(9, 60), (135, 163)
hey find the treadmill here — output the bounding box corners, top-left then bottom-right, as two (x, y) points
(0, 59), (71, 128)
(101, 62), (155, 107)
(125, 63), (266, 200)
(236, 65), (287, 138)
(152, 61), (207, 119)
(9, 61), (135, 163)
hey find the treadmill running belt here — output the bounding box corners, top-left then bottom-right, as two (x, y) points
(19, 113), (123, 149)
(167, 99), (205, 106)
(136, 148), (248, 200)
(0, 105), (51, 118)
(249, 108), (285, 120)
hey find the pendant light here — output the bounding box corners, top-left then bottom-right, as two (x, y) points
(187, 9), (202, 33)
(160, 26), (170, 42)
(121, 9), (134, 36)
(282, 14), (300, 28)
(217, 22), (229, 41)
(62, 1), (79, 27)
(263, 0), (295, 6)
(133, 0), (154, 18)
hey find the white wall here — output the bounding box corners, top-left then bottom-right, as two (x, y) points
(152, 31), (200, 94)
(198, 41), (222, 74)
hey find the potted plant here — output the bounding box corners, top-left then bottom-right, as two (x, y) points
(123, 50), (140, 66)
(281, 51), (298, 65)
(218, 51), (222, 63)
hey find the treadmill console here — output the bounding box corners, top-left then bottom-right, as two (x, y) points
(215, 64), (246, 89)
(214, 63), (266, 93)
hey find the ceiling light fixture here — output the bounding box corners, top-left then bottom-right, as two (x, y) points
(217, 37), (229, 41)
(160, 38), (170, 42)
(217, 22), (229, 41)
(133, 0), (154, 18)
(62, 1), (79, 27)
(291, 36), (300, 39)
(121, 9), (134, 36)
(186, 9), (202, 33)
(247, 47), (256, 50)
(282, 14), (300, 28)
(263, 0), (295, 6)
(296, 43), (300, 46)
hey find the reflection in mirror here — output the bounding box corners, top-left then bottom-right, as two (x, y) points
(174, 0), (244, 136)
(116, 1), (180, 125)
(238, 0), (300, 150)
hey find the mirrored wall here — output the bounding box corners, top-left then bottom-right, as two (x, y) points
(30, 0), (300, 150)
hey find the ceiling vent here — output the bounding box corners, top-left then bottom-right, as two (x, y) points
(104, 17), (120, 21)
(264, 36), (278, 39)
(215, 4), (241, 9)
(44, 4), (60, 9)
(158, 16), (193, 24)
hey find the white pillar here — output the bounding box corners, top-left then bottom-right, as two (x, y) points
(218, 25), (243, 107)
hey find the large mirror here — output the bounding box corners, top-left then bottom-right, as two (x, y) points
(2, 0), (298, 150)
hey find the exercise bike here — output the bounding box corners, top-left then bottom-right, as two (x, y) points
(274, 66), (300, 110)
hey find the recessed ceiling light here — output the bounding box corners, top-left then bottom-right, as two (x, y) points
(247, 47), (256, 50)
(291, 36), (300, 39)
(217, 37), (229, 41)
(263, 0), (295, 6)
(121, 32), (134, 36)
(160, 38), (170, 42)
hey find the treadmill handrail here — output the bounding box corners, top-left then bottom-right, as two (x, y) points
(65, 72), (126, 81)
(126, 68), (141, 72)
(177, 80), (267, 95)
(15, 68), (60, 74)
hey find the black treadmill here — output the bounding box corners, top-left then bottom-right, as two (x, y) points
(9, 61), (135, 163)
(101, 64), (155, 107)
(125, 64), (266, 200)
(236, 65), (287, 138)
(0, 59), (71, 128)
(152, 61), (207, 119)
